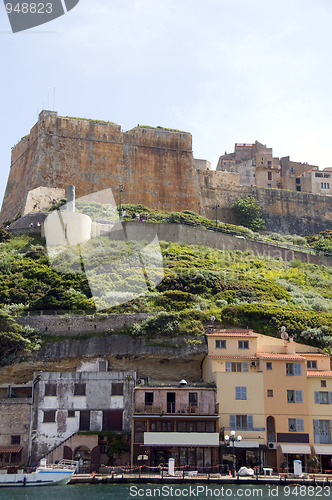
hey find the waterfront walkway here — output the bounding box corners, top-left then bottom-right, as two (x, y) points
(70, 472), (332, 487)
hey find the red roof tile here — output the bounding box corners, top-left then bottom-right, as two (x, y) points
(210, 355), (258, 360)
(257, 352), (305, 360)
(207, 331), (257, 338)
(298, 352), (329, 357)
(0, 445), (23, 453)
(307, 371), (332, 377)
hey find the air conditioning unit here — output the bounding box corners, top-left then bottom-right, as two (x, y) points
(136, 378), (145, 386)
(250, 361), (258, 367)
(268, 442), (277, 450)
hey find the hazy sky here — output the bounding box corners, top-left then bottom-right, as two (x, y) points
(1, 0), (332, 207)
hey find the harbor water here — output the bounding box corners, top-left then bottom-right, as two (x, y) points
(0, 483), (331, 500)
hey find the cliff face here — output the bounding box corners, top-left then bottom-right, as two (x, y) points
(0, 111), (203, 223)
(0, 334), (207, 384)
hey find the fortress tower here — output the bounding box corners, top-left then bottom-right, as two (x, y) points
(0, 111), (203, 223)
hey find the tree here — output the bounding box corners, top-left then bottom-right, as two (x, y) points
(106, 432), (129, 465)
(233, 196), (265, 231)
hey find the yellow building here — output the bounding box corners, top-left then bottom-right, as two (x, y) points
(203, 328), (332, 473)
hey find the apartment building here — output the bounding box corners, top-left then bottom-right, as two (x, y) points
(132, 384), (219, 472)
(203, 328), (332, 473)
(217, 143), (331, 194)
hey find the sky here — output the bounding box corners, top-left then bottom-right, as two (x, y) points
(1, 0), (332, 206)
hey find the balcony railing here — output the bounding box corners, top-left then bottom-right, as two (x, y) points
(134, 403), (218, 415)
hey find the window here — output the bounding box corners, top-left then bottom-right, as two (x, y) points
(145, 392), (154, 405)
(314, 391), (332, 404)
(296, 177), (301, 184)
(44, 383), (57, 396)
(287, 390), (303, 403)
(111, 383), (123, 396)
(267, 184), (272, 188)
(321, 380), (327, 388)
(266, 362), (272, 370)
(296, 186), (301, 191)
(150, 421), (173, 432)
(11, 435), (20, 445)
(189, 392), (198, 407)
(307, 360), (317, 369)
(225, 361), (248, 372)
(288, 418), (304, 432)
(290, 167), (295, 173)
(267, 389), (273, 397)
(268, 161), (272, 167)
(235, 387), (247, 400)
(313, 419), (331, 444)
(286, 363), (301, 376)
(67, 410), (75, 418)
(216, 340), (226, 349)
(74, 383), (86, 396)
(238, 341), (249, 349)
(267, 171), (272, 180)
(43, 410), (56, 422)
(230, 414), (253, 430)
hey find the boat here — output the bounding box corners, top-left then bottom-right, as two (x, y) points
(0, 458), (77, 487)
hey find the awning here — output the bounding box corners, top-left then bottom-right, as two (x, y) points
(313, 445), (332, 455)
(233, 441), (260, 449)
(144, 432), (219, 447)
(279, 444), (311, 454)
(0, 445), (23, 453)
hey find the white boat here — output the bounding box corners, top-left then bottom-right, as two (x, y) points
(0, 459), (77, 487)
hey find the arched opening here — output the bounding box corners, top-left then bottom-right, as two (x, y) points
(74, 446), (91, 473)
(267, 416), (276, 442)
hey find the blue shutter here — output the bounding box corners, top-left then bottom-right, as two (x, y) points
(296, 419), (304, 432)
(230, 415), (236, 429)
(226, 362), (232, 372)
(248, 415), (253, 429)
(313, 419), (320, 443)
(235, 387), (240, 399)
(242, 362), (248, 372)
(294, 363), (301, 375)
(329, 392), (332, 404)
(314, 391), (320, 404)
(243, 387), (247, 399)
(295, 390), (303, 403)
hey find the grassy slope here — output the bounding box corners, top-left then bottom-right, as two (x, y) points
(0, 206), (332, 364)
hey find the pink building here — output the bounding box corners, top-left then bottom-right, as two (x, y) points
(132, 384), (220, 472)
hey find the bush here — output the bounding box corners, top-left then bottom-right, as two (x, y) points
(233, 196), (265, 231)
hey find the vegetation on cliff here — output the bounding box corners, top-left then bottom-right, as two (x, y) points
(1, 210), (332, 365)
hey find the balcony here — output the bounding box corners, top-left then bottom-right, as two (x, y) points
(134, 403), (218, 415)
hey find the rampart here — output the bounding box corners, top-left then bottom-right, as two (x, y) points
(198, 171), (332, 235)
(16, 313), (150, 336)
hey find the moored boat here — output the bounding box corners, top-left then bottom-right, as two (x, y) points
(0, 458), (77, 487)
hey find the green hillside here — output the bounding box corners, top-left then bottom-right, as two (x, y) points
(0, 210), (332, 366)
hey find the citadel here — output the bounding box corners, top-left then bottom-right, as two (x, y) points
(1, 110), (332, 235)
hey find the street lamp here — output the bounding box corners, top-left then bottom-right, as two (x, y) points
(213, 202), (220, 229)
(225, 430), (242, 477)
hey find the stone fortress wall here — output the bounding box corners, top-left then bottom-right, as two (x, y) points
(1, 111), (332, 236)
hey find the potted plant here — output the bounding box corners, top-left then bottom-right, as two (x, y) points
(308, 455), (320, 473)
